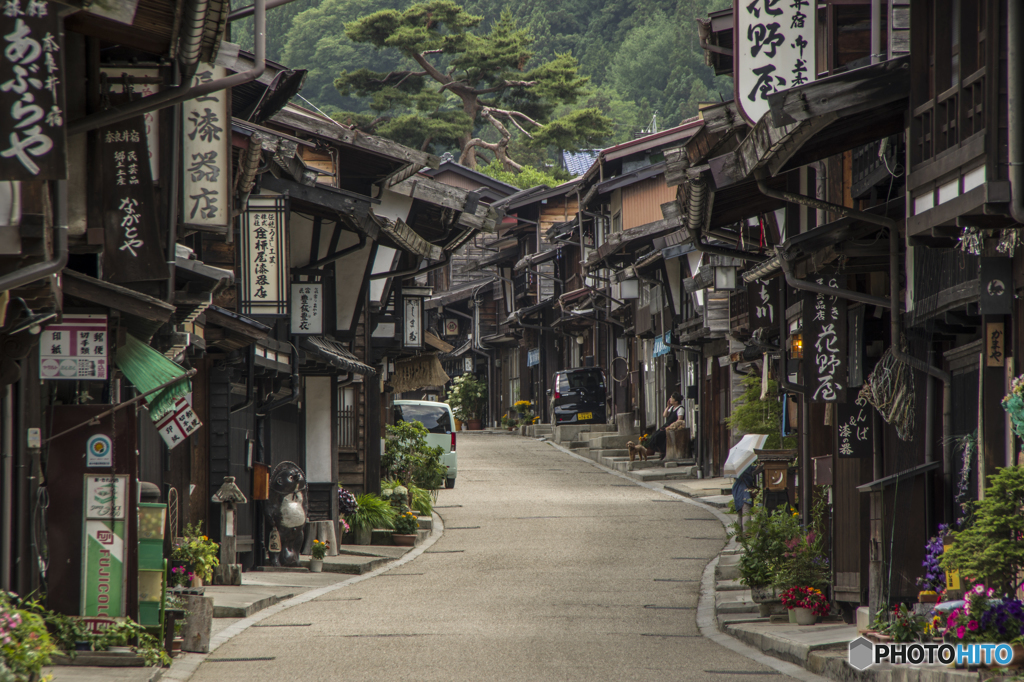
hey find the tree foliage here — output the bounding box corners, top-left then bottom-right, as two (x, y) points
(726, 374), (795, 450)
(334, 1), (612, 168)
(478, 159), (566, 189)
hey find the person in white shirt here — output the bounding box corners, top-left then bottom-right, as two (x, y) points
(650, 392), (684, 458)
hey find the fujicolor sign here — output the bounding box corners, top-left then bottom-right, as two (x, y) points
(848, 637), (1018, 670)
(81, 475), (127, 617)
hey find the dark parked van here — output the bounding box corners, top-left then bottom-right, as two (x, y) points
(548, 368), (607, 425)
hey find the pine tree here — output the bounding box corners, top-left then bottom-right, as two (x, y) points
(335, 1), (612, 169)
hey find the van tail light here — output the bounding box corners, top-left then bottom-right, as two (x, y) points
(451, 432), (456, 451)
(554, 390), (560, 400)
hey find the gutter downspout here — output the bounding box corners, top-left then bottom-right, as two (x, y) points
(306, 233), (366, 269)
(166, 62), (182, 303)
(0, 181), (68, 294)
(67, 0), (267, 136)
(686, 176), (765, 263)
(256, 347), (300, 415)
(1010, 0), (1024, 225)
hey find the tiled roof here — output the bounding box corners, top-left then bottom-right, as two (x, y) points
(562, 150), (599, 177)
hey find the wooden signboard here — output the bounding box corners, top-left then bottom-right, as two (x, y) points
(804, 278), (847, 402)
(0, 5), (67, 180)
(98, 115), (167, 282)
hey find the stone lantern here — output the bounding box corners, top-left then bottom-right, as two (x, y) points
(211, 476), (247, 585)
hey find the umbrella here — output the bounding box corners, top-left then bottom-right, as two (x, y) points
(723, 434), (768, 477)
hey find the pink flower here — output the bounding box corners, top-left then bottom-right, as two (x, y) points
(974, 584), (985, 594)
(28, 631), (38, 639)
(957, 625), (966, 639)
(967, 621), (978, 631)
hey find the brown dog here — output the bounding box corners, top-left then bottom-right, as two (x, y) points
(626, 441), (649, 462)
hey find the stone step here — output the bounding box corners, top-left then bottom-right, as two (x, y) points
(715, 552), (741, 581)
(572, 448), (593, 460)
(589, 433), (634, 450)
(533, 425), (553, 435)
(624, 468), (697, 482)
(716, 579), (748, 592)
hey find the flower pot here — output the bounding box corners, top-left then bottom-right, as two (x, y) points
(354, 526), (372, 545)
(392, 533), (416, 546)
(788, 608), (797, 624)
(793, 607), (817, 625)
(191, 574), (203, 588)
(309, 559), (323, 573)
(467, 419), (483, 431)
(171, 638), (183, 655)
(918, 592), (939, 604)
(74, 641), (92, 651)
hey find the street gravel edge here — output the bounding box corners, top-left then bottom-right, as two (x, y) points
(160, 511), (446, 682)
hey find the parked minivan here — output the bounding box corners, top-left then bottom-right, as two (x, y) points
(393, 400), (458, 489)
(548, 368), (607, 425)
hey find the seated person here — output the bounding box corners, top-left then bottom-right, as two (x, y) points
(649, 392), (684, 458)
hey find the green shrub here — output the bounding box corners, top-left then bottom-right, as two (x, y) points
(383, 421), (446, 490)
(0, 591), (57, 679)
(346, 493), (396, 533)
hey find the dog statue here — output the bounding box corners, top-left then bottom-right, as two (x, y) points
(626, 441), (649, 462)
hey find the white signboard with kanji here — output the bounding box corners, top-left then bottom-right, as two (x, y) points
(290, 283), (322, 334)
(240, 194), (288, 316)
(40, 314), (107, 380)
(181, 65), (229, 231)
(734, 0), (816, 125)
(403, 296), (422, 349)
(154, 395), (202, 450)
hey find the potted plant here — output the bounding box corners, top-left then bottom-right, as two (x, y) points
(447, 374), (486, 429)
(382, 478), (434, 516)
(171, 522), (219, 586)
(391, 511), (419, 546)
(345, 493), (395, 545)
(940, 464), (1024, 596)
(917, 524), (949, 604)
(0, 591), (57, 678)
(780, 586), (829, 625)
(941, 583), (1024, 663)
(309, 539), (328, 572)
(731, 499), (801, 615)
(382, 421), (447, 492)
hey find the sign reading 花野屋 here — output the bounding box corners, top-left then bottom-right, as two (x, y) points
(181, 65), (229, 232)
(99, 114), (167, 282)
(804, 278), (847, 403)
(154, 395), (202, 449)
(0, 3), (67, 181)
(40, 314), (108, 380)
(82, 475), (127, 617)
(291, 283), (322, 334)
(734, 0), (816, 125)
(241, 195), (288, 315)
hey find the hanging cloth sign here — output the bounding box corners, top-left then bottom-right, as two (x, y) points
(98, 112), (167, 282)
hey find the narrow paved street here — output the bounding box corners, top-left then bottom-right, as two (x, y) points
(189, 434), (794, 681)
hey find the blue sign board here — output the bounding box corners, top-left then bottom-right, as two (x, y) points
(653, 332), (671, 358)
(527, 348), (540, 367)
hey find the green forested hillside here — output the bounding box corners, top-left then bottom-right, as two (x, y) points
(231, 0), (729, 163)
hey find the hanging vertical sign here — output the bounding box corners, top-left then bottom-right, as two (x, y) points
(986, 321), (1005, 368)
(403, 295), (422, 349)
(848, 306), (865, 388)
(240, 195), (288, 316)
(39, 313), (108, 380)
(81, 474), (127, 618)
(100, 68), (160, 180)
(837, 396), (872, 458)
(99, 114), (167, 282)
(290, 283), (323, 334)
(734, 0), (816, 125)
(979, 257), (1013, 316)
(154, 395), (202, 449)
(181, 65), (229, 232)
(804, 277), (847, 402)
(746, 278), (778, 333)
(0, 3), (67, 180)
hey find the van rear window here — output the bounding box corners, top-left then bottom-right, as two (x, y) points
(560, 370), (605, 391)
(394, 405), (452, 434)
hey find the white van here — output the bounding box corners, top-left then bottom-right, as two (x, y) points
(393, 400), (458, 489)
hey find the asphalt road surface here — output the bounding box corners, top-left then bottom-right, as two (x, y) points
(189, 433), (796, 682)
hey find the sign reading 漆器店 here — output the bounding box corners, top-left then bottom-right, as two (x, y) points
(734, 0), (816, 125)
(240, 195), (288, 316)
(0, 3), (68, 180)
(181, 65), (229, 232)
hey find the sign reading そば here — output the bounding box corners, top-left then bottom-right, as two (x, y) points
(734, 0), (816, 125)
